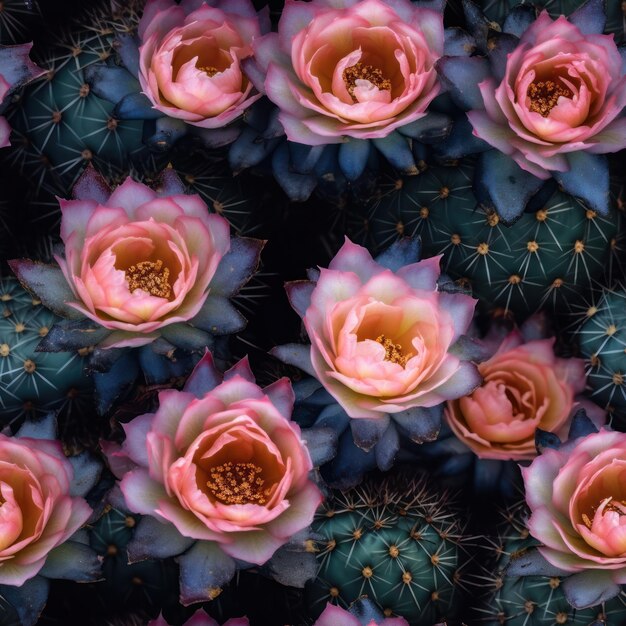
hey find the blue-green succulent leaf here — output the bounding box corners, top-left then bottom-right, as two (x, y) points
(183, 350), (222, 398)
(93, 351), (139, 414)
(375, 236), (421, 272)
(444, 27), (476, 56)
(84, 64), (140, 104)
(476, 150), (545, 223)
(321, 428), (377, 489)
(313, 403), (351, 434)
(192, 295), (247, 335)
(338, 138), (371, 181)
(462, 0), (490, 48)
(375, 423), (400, 471)
(264, 540), (318, 588)
(434, 115), (491, 160)
(145, 117), (188, 151)
(114, 92), (163, 119)
(301, 426), (338, 467)
(562, 569), (621, 609)
(271, 344), (316, 377)
(436, 56), (491, 110)
(488, 33), (519, 82)
(536, 428), (562, 453)
(68, 451), (102, 497)
(569, 0), (606, 35)
(263, 377), (295, 417)
(350, 416), (391, 452)
(114, 34), (140, 76)
(37, 318), (111, 352)
(503, 4), (536, 37)
(506, 547), (571, 577)
(160, 323), (213, 351)
(176, 541), (236, 605)
(39, 541), (102, 581)
(8, 260), (83, 320)
(128, 517), (195, 562)
(285, 280), (315, 319)
(554, 152), (610, 216)
(350, 597), (386, 625)
(293, 377), (323, 403)
(620, 46), (626, 74)
(568, 408), (599, 441)
(392, 404), (442, 443)
(272, 143), (318, 201)
(138, 346), (200, 385)
(288, 142), (324, 174)
(398, 112), (453, 143)
(209, 237), (264, 298)
(192, 125), (242, 149)
(229, 127), (279, 171)
(15, 412), (57, 440)
(372, 132), (417, 175)
(0, 576), (49, 626)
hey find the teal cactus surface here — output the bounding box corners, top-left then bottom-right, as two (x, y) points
(473, 505), (626, 625)
(350, 160), (623, 320)
(0, 276), (92, 423)
(576, 287), (626, 419)
(477, 0), (625, 42)
(306, 474), (468, 625)
(6, 0), (149, 196)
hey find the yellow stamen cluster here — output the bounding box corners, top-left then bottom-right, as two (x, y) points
(343, 63), (391, 102)
(527, 80), (573, 117)
(125, 260), (171, 298)
(582, 497), (626, 528)
(198, 65), (219, 77)
(206, 461), (271, 505)
(376, 335), (410, 367)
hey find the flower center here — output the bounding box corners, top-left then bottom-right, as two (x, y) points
(376, 335), (411, 367)
(581, 497), (626, 529)
(527, 79), (573, 117)
(125, 260), (171, 298)
(197, 65), (219, 77)
(206, 461), (271, 505)
(343, 63), (391, 102)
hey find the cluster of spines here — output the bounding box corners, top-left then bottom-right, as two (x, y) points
(307, 473), (469, 625)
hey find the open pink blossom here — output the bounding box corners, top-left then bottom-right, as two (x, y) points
(116, 359), (322, 565)
(251, 0), (443, 144)
(0, 434), (92, 586)
(445, 330), (600, 460)
(149, 609), (248, 626)
(468, 12), (626, 178)
(297, 240), (479, 419)
(313, 603), (409, 626)
(138, 0), (263, 128)
(55, 177), (230, 348)
(523, 429), (626, 579)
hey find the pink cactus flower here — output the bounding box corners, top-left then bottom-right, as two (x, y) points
(116, 359), (322, 565)
(297, 239), (478, 419)
(55, 177), (230, 348)
(251, 0), (443, 144)
(313, 603), (409, 626)
(468, 12), (626, 179)
(149, 609), (249, 626)
(0, 434), (92, 586)
(445, 330), (603, 460)
(138, 0), (263, 128)
(523, 429), (626, 578)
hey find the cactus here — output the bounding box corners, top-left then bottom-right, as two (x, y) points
(349, 160), (624, 320)
(472, 504), (626, 625)
(0, 276), (92, 426)
(576, 287), (626, 423)
(306, 472), (469, 625)
(0, 0), (42, 45)
(476, 0), (625, 42)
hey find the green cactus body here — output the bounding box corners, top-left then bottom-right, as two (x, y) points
(351, 161), (622, 320)
(577, 288), (626, 417)
(7, 1), (148, 197)
(477, 0), (625, 42)
(306, 475), (467, 625)
(0, 277), (92, 423)
(88, 506), (179, 618)
(475, 506), (626, 625)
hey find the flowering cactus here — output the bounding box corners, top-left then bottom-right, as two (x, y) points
(313, 599), (409, 626)
(105, 352), (322, 603)
(138, 0), (263, 129)
(513, 423), (626, 609)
